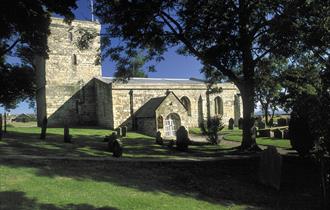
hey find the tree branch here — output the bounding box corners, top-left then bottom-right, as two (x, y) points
(0, 39), (20, 56)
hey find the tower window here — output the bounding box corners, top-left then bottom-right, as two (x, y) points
(72, 54), (77, 65)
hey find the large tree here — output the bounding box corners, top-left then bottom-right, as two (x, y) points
(94, 0), (326, 150)
(0, 0), (77, 108)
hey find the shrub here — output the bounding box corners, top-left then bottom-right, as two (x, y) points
(289, 96), (318, 156)
(206, 116), (224, 145)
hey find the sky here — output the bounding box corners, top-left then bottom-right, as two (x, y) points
(1, 0), (204, 115)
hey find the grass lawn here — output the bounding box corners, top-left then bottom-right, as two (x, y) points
(0, 123), (233, 159)
(222, 129), (291, 149)
(0, 158), (320, 210)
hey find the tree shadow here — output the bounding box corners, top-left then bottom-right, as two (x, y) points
(0, 191), (118, 210)
(0, 156), (321, 210)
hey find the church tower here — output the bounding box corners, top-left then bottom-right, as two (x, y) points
(35, 17), (101, 126)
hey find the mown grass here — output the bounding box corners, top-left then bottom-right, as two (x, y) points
(1, 124), (232, 159)
(0, 158), (320, 210)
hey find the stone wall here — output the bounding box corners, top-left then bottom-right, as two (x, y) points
(136, 118), (156, 137)
(35, 17), (101, 126)
(110, 81), (240, 130)
(95, 79), (114, 128)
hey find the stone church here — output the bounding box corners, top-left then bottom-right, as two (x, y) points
(35, 17), (242, 137)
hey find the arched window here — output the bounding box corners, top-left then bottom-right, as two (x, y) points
(157, 116), (163, 129)
(214, 96), (223, 115)
(180, 96), (191, 116)
(68, 32), (73, 41)
(72, 54), (77, 65)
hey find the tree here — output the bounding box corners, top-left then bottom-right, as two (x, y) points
(255, 57), (286, 125)
(0, 0), (77, 107)
(93, 0), (324, 150)
(114, 53), (149, 79)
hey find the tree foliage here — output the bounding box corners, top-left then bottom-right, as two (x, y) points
(0, 0), (77, 108)
(94, 0), (329, 150)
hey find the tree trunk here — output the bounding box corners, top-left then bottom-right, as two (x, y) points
(239, 82), (258, 150)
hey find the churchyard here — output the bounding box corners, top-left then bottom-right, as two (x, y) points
(0, 122), (322, 209)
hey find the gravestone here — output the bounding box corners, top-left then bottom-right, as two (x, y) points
(64, 124), (72, 143)
(107, 132), (117, 152)
(268, 118), (274, 127)
(257, 121), (266, 129)
(115, 127), (122, 137)
(228, 118), (234, 130)
(40, 116), (47, 140)
(259, 146), (282, 190)
(283, 129), (289, 139)
(238, 118), (243, 129)
(252, 126), (257, 140)
(273, 129), (283, 139)
(121, 126), (127, 137)
(277, 118), (288, 126)
(176, 126), (189, 151)
(155, 131), (163, 145)
(112, 139), (123, 158)
(258, 129), (274, 138)
(0, 114), (2, 140)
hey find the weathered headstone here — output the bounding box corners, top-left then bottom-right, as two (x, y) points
(176, 126), (190, 151)
(257, 121), (266, 129)
(259, 146), (282, 190)
(228, 118), (234, 130)
(121, 126), (127, 137)
(107, 132), (117, 152)
(155, 131), (163, 145)
(64, 124), (72, 143)
(40, 116), (47, 140)
(283, 129), (289, 139)
(273, 129), (283, 139)
(115, 127), (122, 137)
(277, 118), (288, 126)
(0, 114), (2, 140)
(238, 118), (243, 129)
(112, 139), (123, 158)
(258, 129), (274, 138)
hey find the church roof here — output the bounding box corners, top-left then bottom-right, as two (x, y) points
(135, 96), (165, 118)
(98, 77), (205, 85)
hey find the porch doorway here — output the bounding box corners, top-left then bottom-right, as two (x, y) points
(164, 113), (181, 137)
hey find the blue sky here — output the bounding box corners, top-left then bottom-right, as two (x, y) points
(1, 0), (204, 114)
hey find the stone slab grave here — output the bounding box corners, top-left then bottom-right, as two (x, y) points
(259, 146), (282, 190)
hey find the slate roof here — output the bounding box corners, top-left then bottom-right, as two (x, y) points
(97, 77), (205, 85)
(134, 96), (165, 118)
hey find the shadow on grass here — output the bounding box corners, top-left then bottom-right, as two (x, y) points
(0, 156), (321, 210)
(0, 191), (118, 210)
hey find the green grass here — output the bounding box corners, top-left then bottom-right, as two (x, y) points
(0, 158), (320, 210)
(223, 129), (291, 149)
(1, 125), (232, 159)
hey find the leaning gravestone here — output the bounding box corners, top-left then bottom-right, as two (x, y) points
(107, 132), (117, 152)
(115, 127), (122, 137)
(259, 146), (282, 190)
(176, 126), (189, 151)
(283, 129), (289, 139)
(112, 139), (123, 158)
(228, 118), (234, 130)
(238, 118), (243, 129)
(257, 121), (266, 129)
(64, 124), (72, 143)
(155, 131), (163, 145)
(0, 114), (2, 140)
(273, 129), (283, 139)
(121, 126), (127, 137)
(40, 116), (47, 140)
